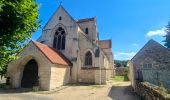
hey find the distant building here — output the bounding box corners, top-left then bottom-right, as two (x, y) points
(115, 67), (125, 76)
(129, 39), (170, 90)
(7, 5), (114, 90)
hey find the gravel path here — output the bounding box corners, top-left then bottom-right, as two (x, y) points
(108, 81), (141, 100)
(0, 81), (141, 100)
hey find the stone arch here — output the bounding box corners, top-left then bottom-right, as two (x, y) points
(83, 49), (95, 67)
(21, 59), (39, 88)
(52, 23), (68, 36)
(16, 55), (40, 88)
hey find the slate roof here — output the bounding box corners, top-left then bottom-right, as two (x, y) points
(32, 41), (72, 66)
(98, 40), (112, 49)
(131, 39), (169, 61)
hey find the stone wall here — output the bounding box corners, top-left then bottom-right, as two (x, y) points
(95, 69), (107, 84)
(79, 69), (95, 83)
(50, 64), (71, 89)
(77, 19), (98, 42)
(135, 80), (170, 100)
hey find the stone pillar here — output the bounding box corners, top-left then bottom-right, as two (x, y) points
(95, 69), (101, 84)
(95, 69), (107, 85)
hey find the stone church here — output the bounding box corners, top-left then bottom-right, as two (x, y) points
(7, 5), (114, 90)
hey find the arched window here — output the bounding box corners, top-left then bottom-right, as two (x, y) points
(85, 28), (88, 34)
(53, 27), (66, 50)
(85, 51), (92, 66)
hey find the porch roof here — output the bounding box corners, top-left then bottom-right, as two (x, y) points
(32, 41), (72, 66)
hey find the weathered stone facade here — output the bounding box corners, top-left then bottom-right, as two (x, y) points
(129, 39), (170, 90)
(7, 5), (114, 90)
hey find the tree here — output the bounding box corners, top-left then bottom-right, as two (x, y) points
(114, 60), (128, 67)
(0, 0), (40, 77)
(164, 21), (170, 48)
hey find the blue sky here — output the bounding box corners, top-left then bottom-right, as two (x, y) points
(33, 0), (170, 60)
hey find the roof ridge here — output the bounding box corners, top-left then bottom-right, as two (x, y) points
(77, 17), (96, 23)
(131, 39), (170, 61)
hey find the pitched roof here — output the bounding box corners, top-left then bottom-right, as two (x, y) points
(98, 40), (112, 49)
(77, 17), (96, 23)
(131, 39), (169, 61)
(32, 41), (72, 66)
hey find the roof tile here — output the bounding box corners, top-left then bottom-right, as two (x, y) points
(32, 41), (72, 66)
(98, 40), (112, 49)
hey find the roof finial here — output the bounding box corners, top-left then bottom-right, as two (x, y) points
(59, 1), (62, 5)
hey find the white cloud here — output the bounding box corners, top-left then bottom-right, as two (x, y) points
(132, 43), (138, 47)
(114, 52), (136, 60)
(146, 28), (166, 37)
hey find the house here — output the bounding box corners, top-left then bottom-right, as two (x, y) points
(129, 39), (170, 90)
(7, 5), (114, 90)
(115, 67), (125, 76)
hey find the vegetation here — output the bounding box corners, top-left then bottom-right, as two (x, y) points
(114, 60), (128, 67)
(112, 66), (129, 82)
(0, 0), (40, 77)
(124, 66), (129, 73)
(164, 21), (170, 48)
(111, 75), (129, 81)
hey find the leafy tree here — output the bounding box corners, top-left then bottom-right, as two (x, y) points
(0, 0), (40, 77)
(114, 60), (128, 67)
(164, 21), (170, 48)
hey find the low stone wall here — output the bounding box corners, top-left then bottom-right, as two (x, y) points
(135, 80), (170, 100)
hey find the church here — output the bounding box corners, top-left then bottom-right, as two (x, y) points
(7, 5), (114, 90)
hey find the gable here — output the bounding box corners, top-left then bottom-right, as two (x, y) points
(131, 39), (170, 62)
(43, 5), (78, 31)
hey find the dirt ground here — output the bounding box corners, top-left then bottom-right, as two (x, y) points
(0, 81), (141, 100)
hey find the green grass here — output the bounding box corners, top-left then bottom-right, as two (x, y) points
(111, 75), (129, 82)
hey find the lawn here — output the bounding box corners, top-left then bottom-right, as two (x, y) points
(111, 75), (129, 82)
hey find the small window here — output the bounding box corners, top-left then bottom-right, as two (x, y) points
(143, 63), (152, 69)
(85, 28), (88, 34)
(40, 40), (45, 43)
(59, 16), (62, 20)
